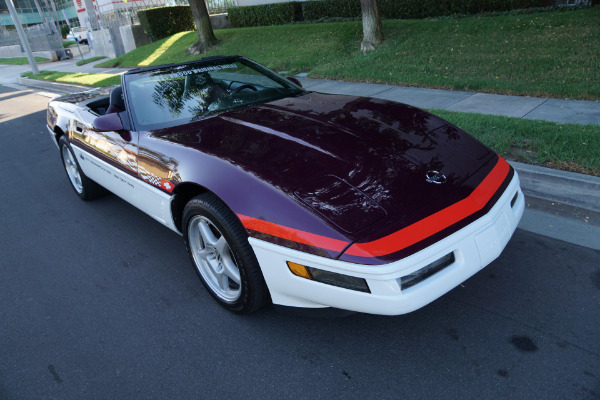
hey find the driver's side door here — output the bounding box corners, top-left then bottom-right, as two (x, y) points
(70, 107), (139, 204)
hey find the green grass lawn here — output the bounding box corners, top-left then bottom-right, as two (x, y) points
(97, 7), (600, 100)
(0, 56), (49, 65)
(21, 70), (121, 87)
(76, 56), (106, 66)
(434, 110), (600, 176)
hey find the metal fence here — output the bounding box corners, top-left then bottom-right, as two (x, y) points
(206, 0), (237, 14)
(95, 0), (164, 57)
(166, 0), (237, 13)
(0, 22), (62, 52)
(94, 0), (236, 56)
(1, 0), (237, 59)
(100, 12), (127, 57)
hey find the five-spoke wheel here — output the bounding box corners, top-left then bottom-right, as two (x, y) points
(183, 193), (268, 313)
(188, 215), (242, 303)
(62, 143), (83, 194)
(59, 136), (104, 200)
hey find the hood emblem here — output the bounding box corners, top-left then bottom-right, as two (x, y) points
(426, 170), (447, 184)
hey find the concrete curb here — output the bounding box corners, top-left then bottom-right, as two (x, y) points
(16, 77), (90, 94)
(510, 161), (600, 213)
(13, 77), (600, 213)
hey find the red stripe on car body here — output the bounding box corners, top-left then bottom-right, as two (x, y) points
(239, 157), (511, 259)
(236, 214), (350, 253)
(345, 157), (511, 257)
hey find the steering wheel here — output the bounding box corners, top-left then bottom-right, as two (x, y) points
(231, 84), (258, 94)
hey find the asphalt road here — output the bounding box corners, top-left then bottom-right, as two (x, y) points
(1, 85), (599, 400)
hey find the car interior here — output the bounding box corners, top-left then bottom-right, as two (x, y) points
(106, 86), (125, 114)
(127, 73), (283, 127)
(84, 86), (125, 116)
(82, 65), (301, 130)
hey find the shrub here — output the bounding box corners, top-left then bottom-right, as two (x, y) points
(60, 24), (70, 37)
(302, 0), (361, 20)
(138, 6), (195, 41)
(302, 0), (554, 21)
(228, 2), (303, 27)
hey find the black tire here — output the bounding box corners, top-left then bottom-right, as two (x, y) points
(59, 136), (105, 200)
(183, 193), (269, 314)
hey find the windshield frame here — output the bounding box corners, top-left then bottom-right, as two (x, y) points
(122, 56), (306, 132)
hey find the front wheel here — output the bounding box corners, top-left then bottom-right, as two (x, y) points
(183, 193), (268, 313)
(59, 136), (104, 200)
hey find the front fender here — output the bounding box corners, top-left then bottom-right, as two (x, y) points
(138, 135), (351, 260)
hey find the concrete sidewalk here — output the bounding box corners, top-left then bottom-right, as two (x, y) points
(297, 77), (600, 126)
(0, 56), (129, 78)
(1, 57), (599, 126)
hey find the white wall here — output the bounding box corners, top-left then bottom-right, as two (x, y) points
(120, 24), (136, 54)
(69, 44), (91, 57)
(0, 45), (23, 58)
(88, 28), (116, 59)
(0, 45), (53, 60)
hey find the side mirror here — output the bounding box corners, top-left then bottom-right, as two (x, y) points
(286, 76), (302, 88)
(93, 112), (124, 132)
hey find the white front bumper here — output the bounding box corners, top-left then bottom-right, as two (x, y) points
(250, 172), (524, 316)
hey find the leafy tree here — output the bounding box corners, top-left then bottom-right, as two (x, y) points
(60, 24), (70, 38)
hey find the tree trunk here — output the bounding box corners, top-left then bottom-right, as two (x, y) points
(188, 0), (218, 54)
(360, 0), (384, 53)
(34, 0), (61, 45)
(42, 0), (60, 36)
(47, 0), (62, 36)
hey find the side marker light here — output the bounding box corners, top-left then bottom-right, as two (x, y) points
(287, 262), (370, 293)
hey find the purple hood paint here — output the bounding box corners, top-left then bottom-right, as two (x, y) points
(153, 92), (497, 259)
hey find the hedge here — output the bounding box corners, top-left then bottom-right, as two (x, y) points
(302, 0), (554, 21)
(381, 0), (555, 19)
(138, 6), (195, 42)
(301, 0), (360, 20)
(228, 2), (303, 27)
(148, 0), (572, 31)
(60, 24), (70, 37)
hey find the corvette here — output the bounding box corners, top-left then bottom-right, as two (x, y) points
(46, 55), (524, 315)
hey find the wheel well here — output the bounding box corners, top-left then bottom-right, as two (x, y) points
(53, 126), (65, 145)
(171, 183), (208, 233)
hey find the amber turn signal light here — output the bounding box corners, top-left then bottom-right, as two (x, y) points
(286, 262), (370, 293)
(287, 262), (312, 279)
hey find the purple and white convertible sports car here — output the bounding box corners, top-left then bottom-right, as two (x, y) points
(46, 55), (524, 315)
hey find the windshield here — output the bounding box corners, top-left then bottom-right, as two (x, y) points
(123, 58), (304, 131)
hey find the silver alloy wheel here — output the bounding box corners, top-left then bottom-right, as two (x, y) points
(62, 145), (83, 194)
(188, 215), (242, 303)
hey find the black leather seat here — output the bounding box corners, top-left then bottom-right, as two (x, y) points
(106, 86), (125, 114)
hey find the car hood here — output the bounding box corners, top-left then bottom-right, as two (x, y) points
(155, 92), (497, 259)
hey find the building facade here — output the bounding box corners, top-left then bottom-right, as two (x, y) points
(1, 0), (77, 27)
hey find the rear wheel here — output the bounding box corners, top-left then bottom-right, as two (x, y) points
(59, 136), (104, 200)
(183, 193), (268, 313)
